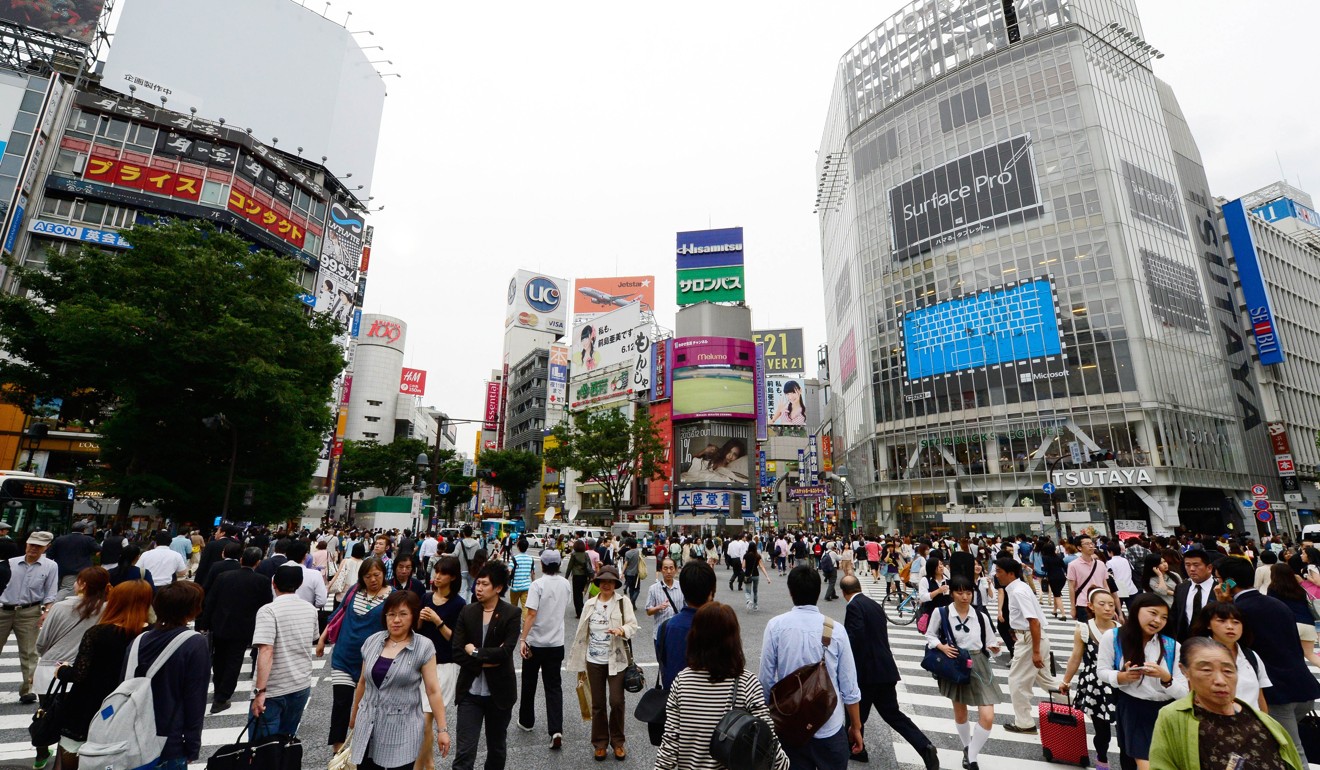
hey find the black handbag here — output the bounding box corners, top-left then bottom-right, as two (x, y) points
(206, 723), (303, 770)
(920, 607), (973, 685)
(1299, 710), (1320, 761)
(635, 682), (668, 746)
(622, 639), (645, 693)
(28, 677), (66, 747)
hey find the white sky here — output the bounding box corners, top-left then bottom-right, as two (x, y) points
(301, 0), (1320, 452)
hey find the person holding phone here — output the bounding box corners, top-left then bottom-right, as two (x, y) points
(1096, 593), (1188, 769)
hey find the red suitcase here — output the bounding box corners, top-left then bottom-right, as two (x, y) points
(1039, 692), (1089, 766)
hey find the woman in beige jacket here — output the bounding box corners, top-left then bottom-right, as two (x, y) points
(566, 565), (640, 761)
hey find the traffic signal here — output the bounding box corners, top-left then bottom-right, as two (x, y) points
(1088, 450), (1115, 462)
(476, 469), (497, 480)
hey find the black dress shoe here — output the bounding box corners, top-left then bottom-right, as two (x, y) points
(848, 750), (869, 763)
(1002, 722), (1037, 734)
(920, 744), (939, 770)
(962, 746), (970, 768)
(19, 692), (36, 705)
(210, 700), (231, 714)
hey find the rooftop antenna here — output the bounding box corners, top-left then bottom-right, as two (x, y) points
(1276, 151), (1287, 184)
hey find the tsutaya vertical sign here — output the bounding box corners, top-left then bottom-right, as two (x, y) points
(1221, 198), (1285, 365)
(676, 227), (745, 305)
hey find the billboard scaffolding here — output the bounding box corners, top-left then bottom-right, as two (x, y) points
(0, 0), (112, 82)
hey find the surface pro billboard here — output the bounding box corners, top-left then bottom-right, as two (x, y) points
(888, 135), (1043, 260)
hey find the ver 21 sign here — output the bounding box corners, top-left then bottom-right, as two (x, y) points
(888, 135), (1044, 261)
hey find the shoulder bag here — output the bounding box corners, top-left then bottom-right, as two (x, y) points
(920, 607), (973, 685)
(206, 722), (302, 770)
(768, 616), (838, 748)
(28, 677), (67, 747)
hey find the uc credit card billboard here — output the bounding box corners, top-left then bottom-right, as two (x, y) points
(888, 135), (1043, 260)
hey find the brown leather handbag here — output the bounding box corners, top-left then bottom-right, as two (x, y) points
(767, 616), (838, 747)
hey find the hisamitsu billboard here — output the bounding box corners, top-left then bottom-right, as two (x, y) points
(888, 135), (1043, 261)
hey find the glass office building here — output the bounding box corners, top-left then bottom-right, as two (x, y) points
(817, 0), (1276, 536)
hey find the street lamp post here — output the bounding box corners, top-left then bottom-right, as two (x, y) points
(203, 413), (238, 521)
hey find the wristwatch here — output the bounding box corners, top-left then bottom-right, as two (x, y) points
(253, 687), (267, 695)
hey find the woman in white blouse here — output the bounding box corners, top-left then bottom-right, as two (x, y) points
(923, 575), (1001, 770)
(1096, 593), (1189, 770)
(1188, 600), (1271, 711)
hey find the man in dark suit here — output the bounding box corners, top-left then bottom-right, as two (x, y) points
(840, 576), (939, 769)
(256, 537), (292, 578)
(453, 560), (521, 770)
(1218, 556), (1320, 765)
(1169, 547), (1218, 641)
(200, 540), (243, 594)
(198, 546), (272, 713)
(195, 523), (241, 587)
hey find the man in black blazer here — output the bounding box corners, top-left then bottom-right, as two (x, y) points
(200, 540), (242, 594)
(1218, 556), (1320, 764)
(453, 561), (521, 770)
(841, 576), (940, 769)
(1168, 547), (1218, 641)
(195, 523), (241, 587)
(198, 546), (273, 713)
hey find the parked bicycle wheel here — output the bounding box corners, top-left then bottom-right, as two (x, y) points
(884, 593), (918, 625)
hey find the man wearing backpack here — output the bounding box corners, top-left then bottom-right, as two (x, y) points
(456, 525), (481, 596)
(759, 566), (863, 769)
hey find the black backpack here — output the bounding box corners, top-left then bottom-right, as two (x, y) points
(709, 676), (776, 770)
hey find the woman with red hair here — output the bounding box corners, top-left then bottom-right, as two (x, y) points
(53, 579), (154, 770)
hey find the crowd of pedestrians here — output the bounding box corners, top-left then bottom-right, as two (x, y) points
(2, 521), (1320, 770)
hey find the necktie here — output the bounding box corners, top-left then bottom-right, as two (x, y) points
(1191, 583), (1203, 619)
(954, 615), (970, 634)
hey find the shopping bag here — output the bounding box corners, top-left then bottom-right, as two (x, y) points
(577, 672), (593, 721)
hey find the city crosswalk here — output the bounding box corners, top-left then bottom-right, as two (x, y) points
(851, 574), (1320, 769)
(0, 574), (1317, 769)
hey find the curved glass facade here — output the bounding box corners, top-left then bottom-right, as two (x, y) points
(818, 0), (1266, 535)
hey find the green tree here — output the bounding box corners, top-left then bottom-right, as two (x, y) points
(478, 448), (542, 515)
(0, 221), (343, 524)
(543, 404), (667, 518)
(337, 438), (433, 496)
(426, 448), (474, 519)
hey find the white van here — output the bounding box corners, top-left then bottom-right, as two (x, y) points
(1302, 524), (1320, 542)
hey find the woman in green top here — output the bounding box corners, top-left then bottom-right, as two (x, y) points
(1148, 637), (1303, 770)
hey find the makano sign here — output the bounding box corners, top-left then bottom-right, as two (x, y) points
(888, 134), (1043, 260)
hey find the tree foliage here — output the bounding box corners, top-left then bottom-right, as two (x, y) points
(0, 221), (343, 523)
(543, 405), (667, 517)
(337, 438), (433, 497)
(477, 448), (542, 514)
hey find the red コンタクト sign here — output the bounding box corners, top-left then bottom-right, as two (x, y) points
(227, 190), (306, 249)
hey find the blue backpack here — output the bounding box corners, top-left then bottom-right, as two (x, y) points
(1113, 631), (1176, 673)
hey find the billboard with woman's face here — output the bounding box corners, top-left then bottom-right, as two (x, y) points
(675, 421), (753, 489)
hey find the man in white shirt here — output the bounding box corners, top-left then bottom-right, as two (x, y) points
(137, 532), (188, 586)
(725, 534), (748, 591)
(996, 557), (1061, 733)
(283, 540), (327, 609)
(419, 531), (440, 573)
(517, 549), (573, 749)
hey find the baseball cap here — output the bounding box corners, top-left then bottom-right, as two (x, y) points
(0, 521), (11, 531)
(540, 550), (562, 567)
(26, 531), (53, 547)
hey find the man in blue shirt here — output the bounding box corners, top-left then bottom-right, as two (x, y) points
(760, 566), (863, 769)
(658, 560), (715, 688)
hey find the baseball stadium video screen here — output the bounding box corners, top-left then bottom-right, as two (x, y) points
(672, 367), (756, 421)
(902, 278), (1062, 380)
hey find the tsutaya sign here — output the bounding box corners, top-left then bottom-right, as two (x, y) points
(1052, 467), (1155, 488)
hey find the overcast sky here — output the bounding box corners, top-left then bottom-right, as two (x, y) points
(308, 0), (1320, 452)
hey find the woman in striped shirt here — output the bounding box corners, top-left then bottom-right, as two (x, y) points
(655, 602), (789, 770)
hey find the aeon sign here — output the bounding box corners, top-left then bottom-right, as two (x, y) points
(525, 277), (561, 313)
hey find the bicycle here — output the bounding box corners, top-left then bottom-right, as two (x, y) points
(883, 583), (919, 625)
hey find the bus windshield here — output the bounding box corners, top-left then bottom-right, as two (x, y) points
(0, 474), (76, 538)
